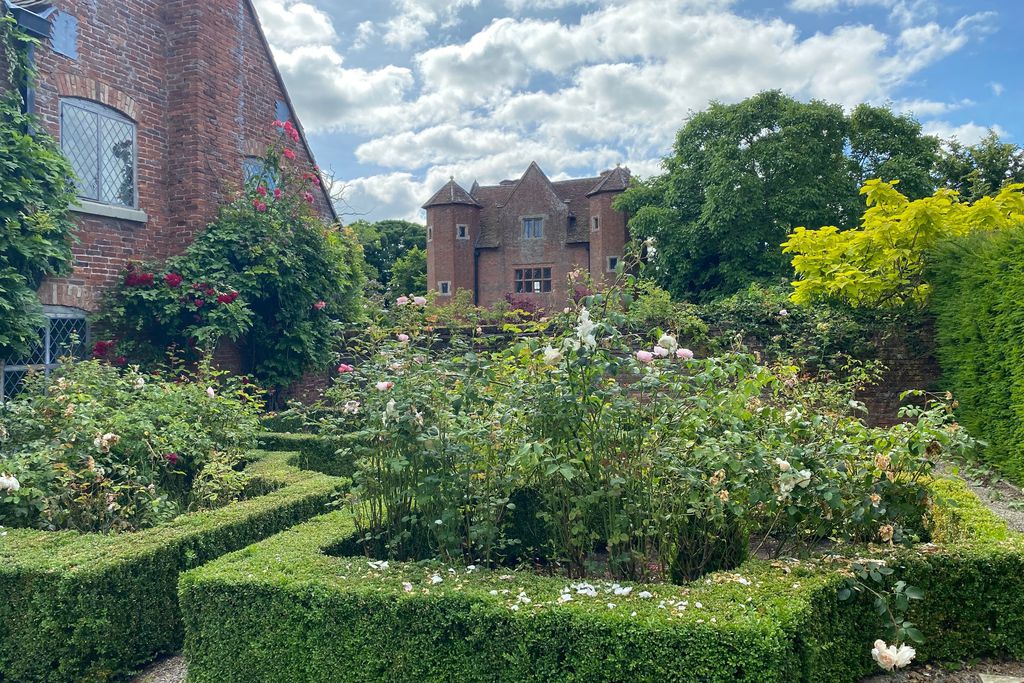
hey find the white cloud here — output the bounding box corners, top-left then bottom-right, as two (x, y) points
(923, 121), (1008, 145)
(787, 0), (940, 26)
(991, 82), (1005, 97)
(894, 98), (973, 117)
(382, 0), (482, 48)
(251, 0), (337, 49)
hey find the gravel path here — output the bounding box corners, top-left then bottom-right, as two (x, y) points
(952, 466), (1024, 533)
(130, 655), (186, 683)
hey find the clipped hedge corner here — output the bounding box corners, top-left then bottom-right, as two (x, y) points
(0, 448), (347, 682)
(180, 476), (1024, 683)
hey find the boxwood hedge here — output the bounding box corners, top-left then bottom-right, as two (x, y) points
(180, 476), (1024, 683)
(0, 448), (347, 682)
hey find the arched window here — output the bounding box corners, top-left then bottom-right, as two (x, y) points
(2, 306), (88, 400)
(60, 98), (137, 208)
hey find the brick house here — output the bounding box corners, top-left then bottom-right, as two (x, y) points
(424, 162), (631, 309)
(1, 0), (333, 396)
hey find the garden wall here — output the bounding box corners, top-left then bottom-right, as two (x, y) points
(0, 449), (347, 682)
(179, 477), (1024, 683)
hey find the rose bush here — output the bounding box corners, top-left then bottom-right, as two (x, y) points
(0, 358), (261, 532)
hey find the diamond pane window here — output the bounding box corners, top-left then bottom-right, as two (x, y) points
(61, 98), (137, 208)
(243, 156), (278, 190)
(2, 307), (88, 400)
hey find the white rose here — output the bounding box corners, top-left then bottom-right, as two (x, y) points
(543, 346), (563, 365)
(0, 473), (20, 492)
(657, 334), (678, 353)
(774, 458), (792, 472)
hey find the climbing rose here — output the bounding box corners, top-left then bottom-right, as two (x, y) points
(92, 340), (117, 358)
(273, 188), (282, 200)
(303, 191), (315, 204)
(283, 148), (296, 160)
(272, 120), (284, 129)
(676, 348), (694, 360)
(164, 273), (183, 288)
(636, 350), (654, 363)
(216, 292), (239, 304)
(125, 271), (155, 287)
(375, 381), (394, 391)
(313, 300), (326, 310)
(256, 185), (267, 197)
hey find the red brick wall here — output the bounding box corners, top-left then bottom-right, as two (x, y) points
(27, 0), (332, 312)
(426, 203), (480, 298)
(588, 191), (628, 286)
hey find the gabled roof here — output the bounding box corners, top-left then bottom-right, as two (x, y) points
(587, 166), (631, 196)
(422, 178), (481, 209)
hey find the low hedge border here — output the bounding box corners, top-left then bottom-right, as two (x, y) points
(180, 475), (1024, 683)
(257, 432), (352, 478)
(0, 448), (348, 682)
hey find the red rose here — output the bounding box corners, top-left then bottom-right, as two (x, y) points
(256, 185), (267, 197)
(283, 149), (296, 160)
(274, 188), (282, 200)
(164, 273), (183, 288)
(125, 272), (155, 287)
(272, 120), (284, 129)
(92, 340), (116, 358)
(165, 452), (179, 465)
(195, 299), (205, 308)
(114, 356), (127, 366)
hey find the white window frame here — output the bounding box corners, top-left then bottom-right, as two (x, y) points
(1, 306), (89, 400)
(521, 216), (544, 239)
(456, 224), (469, 240)
(437, 281), (452, 296)
(607, 256), (620, 272)
(60, 98), (138, 209)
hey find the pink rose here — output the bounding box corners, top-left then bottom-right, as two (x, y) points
(283, 149), (296, 160)
(653, 346), (669, 357)
(313, 300), (326, 310)
(676, 348), (694, 360)
(397, 333), (410, 342)
(375, 381), (394, 391)
(256, 185), (267, 197)
(337, 363), (355, 374)
(636, 350), (654, 363)
(273, 188), (283, 200)
(413, 296), (427, 306)
(303, 191), (315, 204)
(396, 296), (410, 306)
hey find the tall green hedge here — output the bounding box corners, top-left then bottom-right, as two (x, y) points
(0, 450), (347, 682)
(180, 477), (1024, 683)
(930, 227), (1024, 481)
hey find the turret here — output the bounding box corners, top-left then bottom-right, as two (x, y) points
(586, 166), (631, 284)
(422, 178), (481, 300)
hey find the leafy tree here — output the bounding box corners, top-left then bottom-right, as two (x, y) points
(351, 219), (426, 288)
(390, 245), (426, 296)
(935, 131), (1024, 202)
(615, 91), (938, 301)
(0, 16), (77, 358)
(783, 180), (1024, 308)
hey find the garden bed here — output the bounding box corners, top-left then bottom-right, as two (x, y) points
(0, 448), (348, 683)
(178, 477), (1024, 683)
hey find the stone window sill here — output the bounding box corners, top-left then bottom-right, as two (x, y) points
(72, 200), (148, 224)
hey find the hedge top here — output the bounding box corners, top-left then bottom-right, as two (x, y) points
(0, 449), (347, 572)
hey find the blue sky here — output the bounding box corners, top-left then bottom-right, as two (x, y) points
(252, 0), (1022, 223)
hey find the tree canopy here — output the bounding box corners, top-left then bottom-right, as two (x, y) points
(615, 91), (939, 301)
(934, 131), (1024, 203)
(351, 219), (426, 290)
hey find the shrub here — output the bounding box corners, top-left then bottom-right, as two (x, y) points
(0, 449), (348, 682)
(92, 127), (366, 393)
(0, 15), (77, 358)
(0, 358), (261, 531)
(180, 483), (1024, 683)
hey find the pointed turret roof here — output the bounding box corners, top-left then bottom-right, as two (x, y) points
(422, 177), (481, 209)
(587, 166), (631, 196)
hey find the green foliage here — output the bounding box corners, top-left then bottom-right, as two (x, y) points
(0, 358), (261, 531)
(389, 245), (427, 296)
(93, 135), (366, 392)
(784, 180), (1024, 308)
(929, 224), (1024, 481)
(622, 278), (708, 341)
(0, 16), (77, 358)
(0, 449), (349, 683)
(615, 91), (937, 300)
(352, 219), (426, 292)
(935, 131), (1024, 202)
(180, 482), (1024, 683)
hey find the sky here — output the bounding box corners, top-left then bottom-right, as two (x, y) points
(251, 0), (1023, 223)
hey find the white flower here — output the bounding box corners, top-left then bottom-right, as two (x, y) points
(558, 593), (573, 603)
(466, 565), (477, 572)
(612, 585), (633, 596)
(134, 376), (146, 390)
(489, 590), (499, 596)
(0, 473), (20, 492)
(543, 346), (563, 365)
(206, 387), (216, 398)
(382, 399), (398, 425)
(510, 604), (520, 611)
(778, 309), (789, 317)
(658, 334), (678, 353)
(784, 408), (801, 423)
(576, 308), (598, 350)
(774, 458), (792, 472)
(367, 560), (389, 570)
(402, 582), (413, 592)
(430, 574), (443, 585)
(607, 603), (616, 609)
(871, 640), (916, 671)
(676, 348), (694, 360)
(342, 400), (361, 414)
(652, 345), (670, 358)
(796, 469), (813, 488)
(434, 519), (443, 526)
(638, 591), (653, 599)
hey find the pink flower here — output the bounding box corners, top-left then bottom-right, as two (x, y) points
(676, 348), (694, 360)
(206, 387), (216, 398)
(396, 296), (410, 306)
(256, 202), (267, 212)
(313, 300), (327, 310)
(283, 149), (296, 160)
(653, 346), (670, 358)
(164, 273), (183, 288)
(375, 381), (394, 391)
(413, 296), (427, 306)
(272, 120), (284, 129)
(636, 350), (654, 363)
(165, 453), (179, 465)
(397, 333), (410, 342)
(273, 188), (283, 200)
(337, 363), (355, 374)
(303, 191), (315, 204)
(256, 185), (267, 197)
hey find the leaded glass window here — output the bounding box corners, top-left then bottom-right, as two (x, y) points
(1, 307), (88, 400)
(60, 98), (137, 208)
